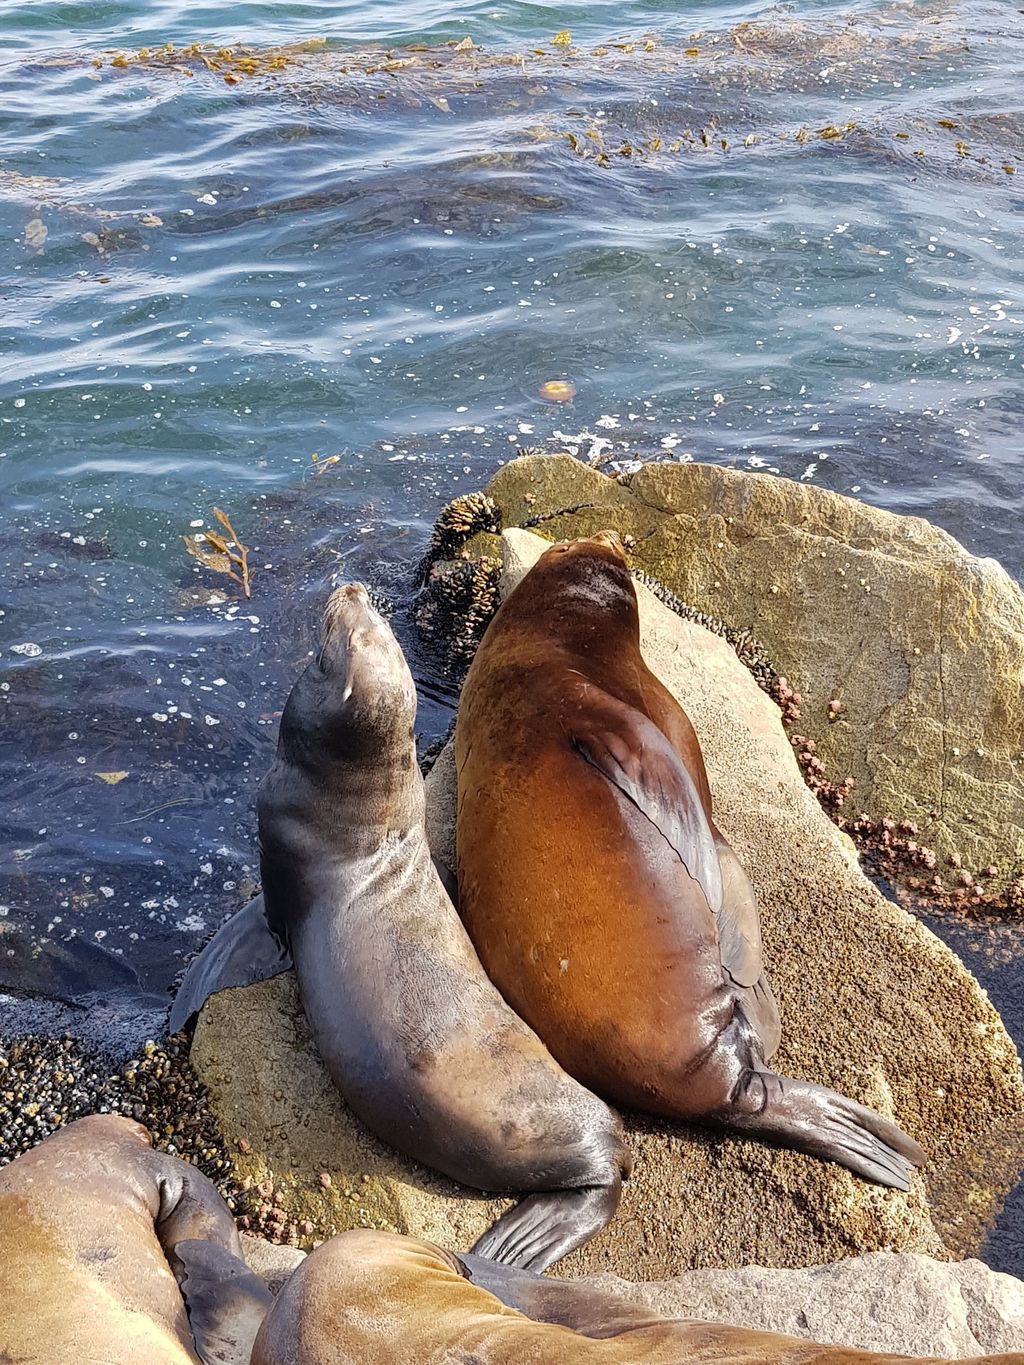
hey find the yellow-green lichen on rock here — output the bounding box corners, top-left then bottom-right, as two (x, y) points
(480, 454), (1024, 893)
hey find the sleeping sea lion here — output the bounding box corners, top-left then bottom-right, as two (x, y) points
(249, 1227), (1023, 1364)
(0, 1112), (271, 1365)
(453, 532), (925, 1190)
(171, 584), (629, 1271)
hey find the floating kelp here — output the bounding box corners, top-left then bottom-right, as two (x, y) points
(72, 6), (969, 92)
(23, 13), (1014, 185)
(0, 165), (167, 251)
(183, 508), (253, 600)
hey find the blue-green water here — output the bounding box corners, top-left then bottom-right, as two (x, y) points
(1, 0), (1022, 1265)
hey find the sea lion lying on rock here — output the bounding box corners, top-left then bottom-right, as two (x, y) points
(171, 584), (629, 1271)
(454, 531), (926, 1190)
(0, 1113), (270, 1365)
(251, 1227), (1024, 1364)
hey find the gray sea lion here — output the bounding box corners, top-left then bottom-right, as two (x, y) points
(0, 1112), (271, 1365)
(250, 1227), (1024, 1364)
(171, 584), (629, 1271)
(454, 531), (926, 1190)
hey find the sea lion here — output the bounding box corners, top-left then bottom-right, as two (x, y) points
(0, 1113), (271, 1365)
(454, 532), (926, 1190)
(251, 1227), (1024, 1364)
(172, 584), (629, 1271)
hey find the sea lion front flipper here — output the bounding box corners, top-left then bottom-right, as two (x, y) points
(714, 836), (781, 1057)
(712, 835), (764, 988)
(470, 1181), (623, 1274)
(743, 972), (782, 1062)
(168, 894), (291, 1034)
(566, 683), (723, 914)
(174, 1238), (275, 1365)
(460, 1251), (669, 1338)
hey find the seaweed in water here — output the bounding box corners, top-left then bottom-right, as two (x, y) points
(183, 507), (252, 599)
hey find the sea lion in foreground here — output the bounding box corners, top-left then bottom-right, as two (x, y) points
(173, 584), (629, 1271)
(0, 1113), (270, 1365)
(252, 1227), (1023, 1364)
(454, 532), (926, 1190)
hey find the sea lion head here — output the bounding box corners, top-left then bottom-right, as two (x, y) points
(278, 583), (416, 768)
(537, 530), (629, 586)
(505, 531), (637, 645)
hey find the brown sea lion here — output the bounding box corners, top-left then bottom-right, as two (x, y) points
(0, 1112), (271, 1365)
(251, 1227), (1023, 1364)
(171, 584), (629, 1271)
(454, 532), (925, 1190)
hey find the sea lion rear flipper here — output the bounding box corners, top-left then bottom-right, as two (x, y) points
(567, 684), (723, 914)
(727, 1066), (927, 1190)
(174, 1238), (275, 1365)
(168, 894), (290, 1034)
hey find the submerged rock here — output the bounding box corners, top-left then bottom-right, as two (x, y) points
(191, 529), (1024, 1278)
(472, 454), (1024, 899)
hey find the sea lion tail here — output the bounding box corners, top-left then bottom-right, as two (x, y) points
(168, 894), (291, 1034)
(723, 1069), (927, 1191)
(174, 1238), (275, 1365)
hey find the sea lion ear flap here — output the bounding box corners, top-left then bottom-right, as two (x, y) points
(566, 684), (724, 915)
(168, 895), (291, 1034)
(174, 1238), (275, 1365)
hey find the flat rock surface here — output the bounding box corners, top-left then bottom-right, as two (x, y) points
(477, 455), (1024, 892)
(192, 529), (1024, 1280)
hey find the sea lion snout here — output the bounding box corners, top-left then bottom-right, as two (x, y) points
(588, 529), (626, 558)
(322, 582), (375, 636)
(312, 583), (416, 736)
(320, 584), (392, 667)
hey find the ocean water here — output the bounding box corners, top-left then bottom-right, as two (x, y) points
(1, 0), (1022, 1267)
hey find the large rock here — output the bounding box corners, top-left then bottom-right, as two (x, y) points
(191, 529), (1024, 1280)
(473, 455), (1024, 891)
(583, 1253), (1024, 1357)
(241, 1233), (305, 1294)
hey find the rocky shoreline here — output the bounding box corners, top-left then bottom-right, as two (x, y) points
(3, 457), (1023, 1355)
